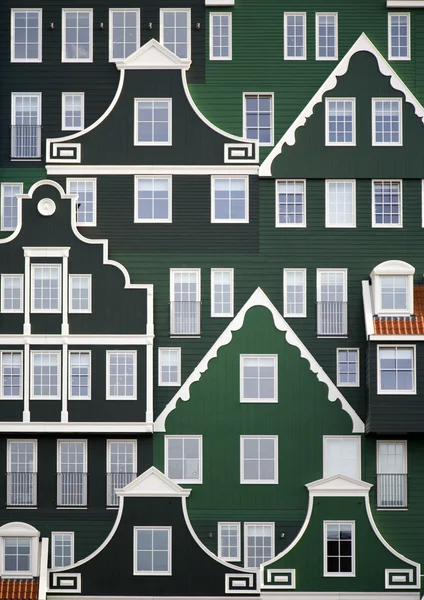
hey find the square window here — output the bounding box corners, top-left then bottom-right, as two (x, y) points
(0, 352), (23, 399)
(316, 13), (338, 60)
(240, 436), (278, 483)
(378, 346), (415, 394)
(134, 99), (172, 146)
(210, 13), (232, 60)
(212, 177), (249, 223)
(324, 436), (360, 479)
(165, 436), (202, 483)
(325, 99), (356, 146)
(11, 10), (42, 62)
(324, 522), (355, 576)
(372, 180), (402, 227)
(284, 13), (306, 59)
(244, 523), (275, 568)
(337, 349), (359, 387)
(107, 352), (137, 400)
(109, 10), (140, 61)
(69, 275), (92, 312)
(325, 180), (356, 227)
(62, 10), (93, 62)
(218, 523), (240, 561)
(283, 269), (306, 317)
(67, 179), (96, 226)
(69, 352), (91, 399)
(243, 94), (273, 146)
(62, 94), (84, 130)
(372, 99), (402, 146)
(389, 14), (410, 60)
(276, 180), (306, 227)
(135, 177), (172, 222)
(4, 538), (31, 574)
(31, 352), (60, 399)
(211, 269), (233, 317)
(160, 9), (191, 59)
(1, 275), (23, 313)
(380, 275), (408, 312)
(240, 356), (277, 402)
(52, 533), (74, 568)
(158, 348), (181, 386)
(31, 264), (61, 313)
(134, 527), (171, 575)
(1, 183), (23, 231)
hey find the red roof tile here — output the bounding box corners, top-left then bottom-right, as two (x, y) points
(0, 580), (39, 600)
(374, 285), (424, 335)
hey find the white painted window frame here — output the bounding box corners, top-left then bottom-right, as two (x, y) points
(323, 435), (361, 479)
(133, 526), (172, 576)
(66, 178), (97, 227)
(160, 8), (191, 60)
(134, 175), (172, 223)
(377, 345), (416, 395)
(170, 268), (201, 301)
(211, 268), (234, 317)
(51, 532), (75, 568)
(11, 9), (42, 63)
(316, 268), (348, 302)
(158, 348), (181, 387)
(372, 98), (403, 146)
(211, 175), (249, 223)
(323, 521), (355, 577)
(217, 522), (241, 562)
(240, 435), (278, 484)
(209, 12), (232, 60)
(61, 93), (85, 131)
(61, 9), (93, 63)
(68, 350), (91, 400)
(1, 274), (23, 313)
(7, 439), (37, 474)
(108, 8), (140, 62)
(0, 351), (23, 399)
(242, 93), (274, 147)
(336, 348), (360, 387)
(106, 439), (137, 474)
(371, 260), (414, 316)
(377, 440), (407, 473)
(283, 268), (307, 318)
(243, 522), (275, 569)
(240, 355), (278, 403)
(30, 263), (61, 313)
(388, 13), (410, 61)
(284, 12), (306, 60)
(1, 182), (23, 231)
(164, 435), (203, 484)
(325, 180), (356, 228)
(30, 350), (61, 400)
(106, 350), (137, 400)
(372, 179), (403, 228)
(315, 13), (338, 61)
(69, 274), (92, 313)
(11, 93), (42, 126)
(134, 98), (172, 146)
(57, 440), (88, 507)
(1, 536), (34, 577)
(325, 98), (356, 146)
(275, 179), (306, 228)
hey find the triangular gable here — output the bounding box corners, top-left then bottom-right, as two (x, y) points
(260, 33), (424, 176)
(116, 38), (191, 70)
(155, 288), (364, 433)
(306, 474), (372, 497)
(117, 467), (191, 497)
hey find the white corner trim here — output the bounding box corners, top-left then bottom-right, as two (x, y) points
(362, 281), (375, 338)
(38, 538), (49, 600)
(116, 38), (191, 70)
(155, 287), (364, 433)
(260, 32), (424, 176)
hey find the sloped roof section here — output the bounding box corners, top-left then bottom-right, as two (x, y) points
(0, 580), (39, 600)
(374, 285), (424, 335)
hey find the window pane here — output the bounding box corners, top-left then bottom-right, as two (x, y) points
(326, 181), (355, 227)
(327, 100), (354, 144)
(277, 180), (305, 226)
(213, 178), (247, 221)
(244, 94), (272, 144)
(373, 100), (401, 145)
(317, 14), (337, 59)
(108, 352), (136, 398)
(285, 13), (305, 58)
(166, 437), (201, 481)
(32, 352), (60, 398)
(136, 177), (170, 221)
(32, 265), (61, 312)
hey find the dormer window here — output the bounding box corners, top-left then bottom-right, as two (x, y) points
(370, 260), (414, 316)
(0, 522), (40, 578)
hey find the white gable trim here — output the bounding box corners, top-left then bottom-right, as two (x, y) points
(306, 474), (372, 497)
(155, 288), (364, 433)
(260, 33), (424, 176)
(117, 467), (191, 497)
(116, 39), (191, 70)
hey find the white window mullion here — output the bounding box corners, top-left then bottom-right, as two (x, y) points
(62, 93), (84, 131)
(107, 351), (137, 400)
(165, 435), (202, 483)
(211, 269), (234, 317)
(372, 180), (402, 227)
(170, 269), (201, 336)
(316, 13), (338, 60)
(158, 348), (181, 386)
(324, 522), (355, 576)
(276, 180), (306, 227)
(31, 351), (61, 399)
(218, 523), (240, 561)
(243, 94), (274, 146)
(52, 532), (74, 568)
(240, 436), (278, 483)
(135, 176), (172, 223)
(244, 523), (275, 568)
(62, 9), (93, 63)
(66, 179), (96, 226)
(134, 99), (172, 146)
(283, 269), (306, 317)
(107, 440), (137, 506)
(325, 180), (356, 228)
(1, 183), (23, 231)
(1, 274), (24, 313)
(388, 13), (410, 60)
(134, 527), (171, 575)
(325, 98), (356, 146)
(337, 349), (359, 387)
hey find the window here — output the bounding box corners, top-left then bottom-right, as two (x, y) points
(4, 539), (32, 575)
(389, 13), (410, 60)
(11, 9), (42, 62)
(160, 9), (190, 59)
(11, 93), (42, 159)
(371, 260), (414, 315)
(0, 352), (23, 399)
(62, 10), (93, 62)
(380, 276), (408, 312)
(107, 352), (137, 400)
(276, 180), (306, 227)
(31, 264), (61, 313)
(284, 269), (306, 317)
(170, 269), (201, 336)
(316, 13), (338, 60)
(7, 440), (37, 506)
(69, 275), (92, 313)
(135, 176), (172, 223)
(244, 523), (274, 569)
(317, 269), (348, 336)
(210, 13), (232, 60)
(211, 176), (249, 223)
(107, 440), (137, 506)
(31, 352), (60, 399)
(134, 99), (172, 146)
(337, 349), (359, 387)
(377, 441), (407, 508)
(324, 437), (360, 479)
(62, 94), (84, 131)
(165, 436), (202, 483)
(240, 436), (278, 483)
(211, 269), (233, 317)
(243, 94), (273, 146)
(372, 180), (402, 227)
(325, 99), (355, 146)
(324, 522), (354, 576)
(218, 523), (240, 562)
(109, 9), (140, 61)
(134, 528), (171, 575)
(325, 181), (356, 228)
(158, 348), (181, 386)
(240, 356), (277, 403)
(1, 275), (23, 313)
(378, 346), (415, 394)
(57, 440), (87, 506)
(284, 13), (306, 60)
(67, 179), (96, 226)
(52, 533), (74, 568)
(372, 99), (402, 146)
(1, 183), (23, 230)
(69, 352), (91, 399)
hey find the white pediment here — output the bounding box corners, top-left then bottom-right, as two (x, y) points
(117, 467), (191, 497)
(116, 39), (191, 70)
(306, 474), (373, 498)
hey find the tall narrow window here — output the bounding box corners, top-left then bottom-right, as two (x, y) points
(160, 9), (191, 59)
(107, 440), (137, 506)
(218, 523), (240, 561)
(326, 99), (355, 146)
(1, 183), (23, 230)
(284, 13), (306, 59)
(276, 180), (306, 227)
(372, 180), (402, 227)
(240, 356), (277, 403)
(325, 181), (356, 228)
(324, 437), (360, 479)
(211, 177), (248, 223)
(244, 523), (274, 568)
(210, 13), (232, 60)
(170, 269), (201, 336)
(135, 177), (172, 223)
(109, 9), (140, 61)
(62, 94), (84, 131)
(165, 436), (202, 483)
(211, 269), (233, 317)
(372, 99), (402, 146)
(51, 533), (74, 568)
(134, 528), (171, 575)
(337, 349), (359, 387)
(378, 346), (415, 394)
(317, 270), (348, 336)
(69, 352), (91, 399)
(31, 264), (61, 313)
(11, 93), (42, 159)
(240, 436), (278, 483)
(377, 441), (407, 508)
(243, 94), (273, 146)
(0, 352), (23, 399)
(31, 352), (60, 399)
(11, 9), (42, 62)
(316, 13), (338, 60)
(134, 99), (172, 146)
(1, 275), (23, 313)
(69, 275), (92, 313)
(107, 352), (137, 400)
(7, 440), (37, 506)
(57, 440), (87, 506)
(158, 348), (181, 386)
(284, 269), (306, 317)
(62, 10), (93, 62)
(324, 522), (354, 576)
(389, 14), (410, 60)
(67, 179), (96, 226)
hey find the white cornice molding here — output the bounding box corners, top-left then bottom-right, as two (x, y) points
(0, 422), (153, 433)
(155, 288), (364, 433)
(387, 0), (424, 6)
(117, 467), (191, 497)
(116, 39), (191, 70)
(306, 474), (372, 498)
(0, 334), (153, 345)
(46, 165), (259, 176)
(260, 33), (424, 177)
